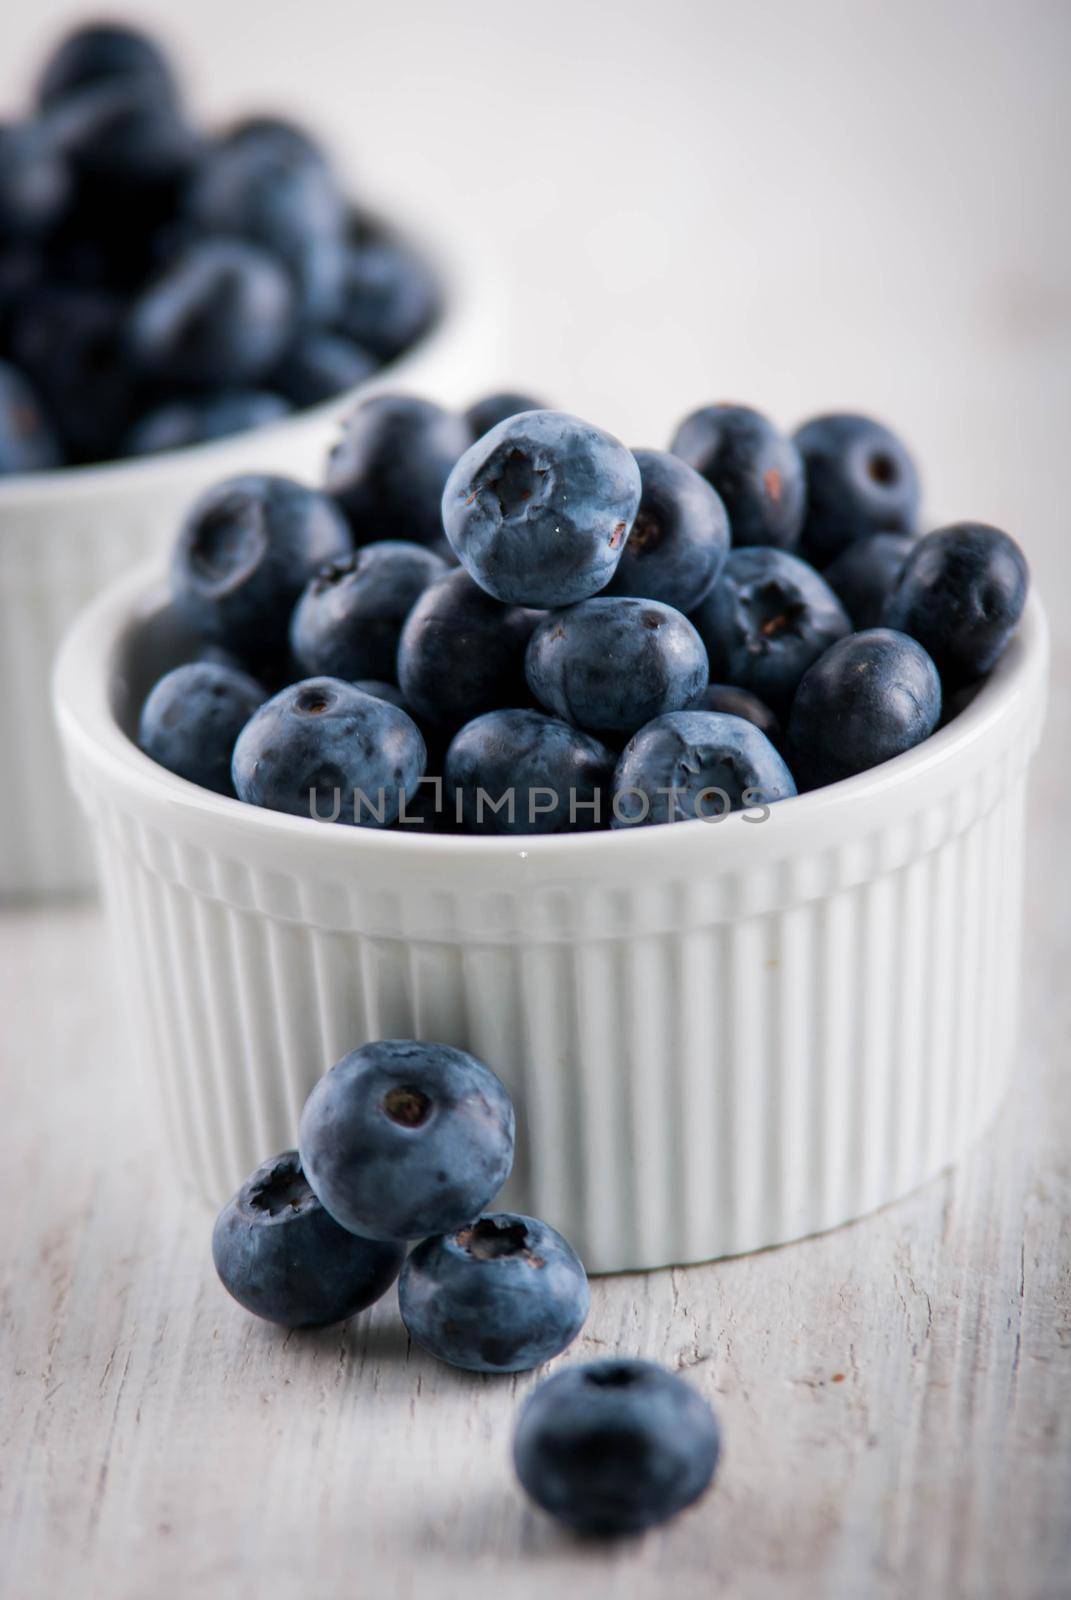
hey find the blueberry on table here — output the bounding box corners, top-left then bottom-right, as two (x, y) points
(0, 124), (71, 241)
(669, 402), (805, 550)
(212, 1149), (404, 1328)
(290, 540), (447, 684)
(444, 709), (615, 834)
(298, 1040), (516, 1242)
(690, 546), (850, 711)
(788, 628), (942, 789)
(138, 660), (265, 794)
(823, 532), (916, 629)
(793, 412), (920, 566)
(326, 393), (470, 547)
(0, 361), (62, 475)
(397, 568), (539, 727)
(442, 410), (642, 607)
(232, 678), (425, 826)
(272, 331), (377, 408)
(513, 1359), (721, 1535)
(602, 448), (729, 613)
(35, 23), (179, 112)
(8, 285), (134, 463)
(399, 1213), (589, 1373)
(464, 391), (547, 440)
(171, 474), (351, 664)
(612, 710), (796, 827)
(882, 522), (1029, 685)
(526, 597), (708, 735)
(124, 392), (291, 456)
(127, 239), (295, 388)
(334, 238), (440, 362)
(688, 682), (781, 746)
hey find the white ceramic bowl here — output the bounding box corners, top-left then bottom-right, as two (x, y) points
(0, 223), (496, 899)
(54, 568), (1048, 1272)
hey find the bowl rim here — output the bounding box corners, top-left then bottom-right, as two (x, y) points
(53, 557), (1049, 869)
(0, 208), (477, 507)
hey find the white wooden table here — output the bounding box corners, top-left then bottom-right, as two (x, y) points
(3, 4), (1070, 1594)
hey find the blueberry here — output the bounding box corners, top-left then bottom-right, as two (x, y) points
(8, 286), (133, 463)
(186, 134), (346, 263)
(326, 393), (470, 547)
(298, 1040), (516, 1242)
(464, 390), (547, 440)
(0, 123), (71, 240)
(612, 710), (796, 827)
(397, 568), (539, 726)
(272, 331), (377, 408)
(47, 80), (200, 198)
(823, 532), (916, 629)
(513, 1359), (721, 1535)
(690, 547), (851, 711)
(171, 474), (351, 665)
(127, 239), (295, 388)
(0, 360), (62, 474)
(399, 1213), (589, 1373)
(232, 678), (425, 826)
(217, 115), (329, 172)
(688, 683), (781, 746)
(602, 448), (729, 613)
(526, 597), (708, 735)
(445, 709), (615, 834)
(669, 402), (805, 549)
(124, 391), (291, 456)
(212, 1150), (404, 1329)
(36, 23), (179, 112)
(442, 410), (642, 607)
(334, 239), (440, 362)
(138, 660), (264, 794)
(787, 629), (941, 789)
(882, 522), (1029, 685)
(290, 541), (447, 683)
(794, 412), (920, 566)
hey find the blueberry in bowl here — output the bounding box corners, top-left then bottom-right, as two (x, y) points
(444, 708), (615, 834)
(137, 658), (265, 795)
(326, 394), (471, 548)
(612, 710), (796, 827)
(793, 412), (920, 567)
(601, 447), (730, 613)
(290, 540), (448, 683)
(823, 531), (916, 629)
(397, 567), (539, 728)
(669, 401), (806, 550)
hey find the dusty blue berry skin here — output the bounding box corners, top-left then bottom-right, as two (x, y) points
(334, 239), (440, 361)
(232, 678), (425, 827)
(513, 1359), (721, 1535)
(823, 532), (915, 629)
(788, 629), (941, 790)
(36, 23), (178, 111)
(272, 331), (377, 408)
(171, 474), (351, 665)
(127, 239), (295, 388)
(397, 568), (540, 726)
(0, 123), (71, 240)
(124, 391), (290, 456)
(298, 1041), (516, 1243)
(794, 412), (920, 566)
(290, 540), (447, 683)
(442, 410), (642, 607)
(326, 393), (470, 547)
(0, 361), (62, 474)
(691, 547), (850, 711)
(669, 403), (805, 550)
(399, 1213), (590, 1373)
(445, 709), (615, 835)
(526, 597), (708, 735)
(688, 683), (781, 746)
(882, 522), (1029, 686)
(212, 1150), (404, 1329)
(612, 710), (796, 827)
(603, 448), (729, 613)
(464, 391), (547, 440)
(138, 660), (264, 794)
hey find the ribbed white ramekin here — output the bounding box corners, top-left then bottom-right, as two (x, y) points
(54, 568), (1048, 1271)
(0, 225), (497, 899)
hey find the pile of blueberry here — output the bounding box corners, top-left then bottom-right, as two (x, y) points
(214, 1037), (720, 1535)
(139, 392), (1030, 832)
(0, 23), (439, 473)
